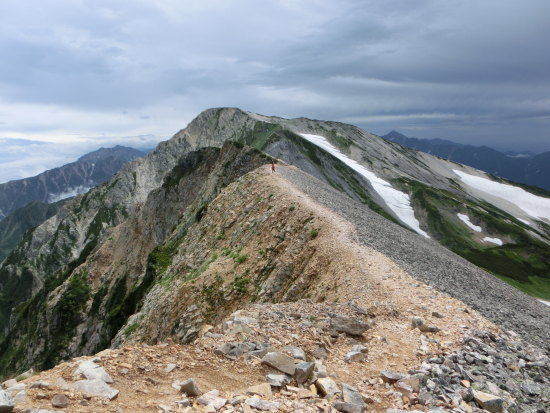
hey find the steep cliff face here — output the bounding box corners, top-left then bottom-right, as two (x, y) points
(0, 108), (548, 379)
(0, 146), (144, 220)
(0, 200), (65, 263)
(0, 142), (274, 375)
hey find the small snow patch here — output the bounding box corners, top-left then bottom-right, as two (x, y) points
(538, 299), (550, 307)
(457, 213), (482, 232)
(453, 170), (550, 221)
(299, 133), (429, 238)
(482, 237), (503, 246)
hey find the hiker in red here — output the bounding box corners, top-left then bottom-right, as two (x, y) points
(271, 161), (276, 173)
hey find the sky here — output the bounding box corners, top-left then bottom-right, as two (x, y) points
(1, 0), (549, 182)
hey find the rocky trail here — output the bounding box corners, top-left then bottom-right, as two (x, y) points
(0, 165), (548, 412)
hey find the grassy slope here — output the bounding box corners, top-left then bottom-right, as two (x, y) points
(397, 178), (550, 300)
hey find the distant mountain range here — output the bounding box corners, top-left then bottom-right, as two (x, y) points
(383, 131), (550, 190)
(0, 145), (144, 262)
(0, 145), (144, 220)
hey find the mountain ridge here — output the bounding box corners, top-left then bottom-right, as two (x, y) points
(0, 108), (548, 384)
(383, 130), (550, 191)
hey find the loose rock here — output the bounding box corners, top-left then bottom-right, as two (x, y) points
(261, 352), (296, 375)
(50, 394), (69, 408)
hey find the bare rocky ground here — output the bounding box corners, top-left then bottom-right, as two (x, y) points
(0, 165), (548, 412)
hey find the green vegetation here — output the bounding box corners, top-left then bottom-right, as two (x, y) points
(222, 247), (247, 264)
(183, 253), (218, 283)
(200, 275), (226, 322)
(309, 229), (319, 239)
(231, 274), (251, 295)
(398, 177), (550, 300)
(124, 322), (140, 336)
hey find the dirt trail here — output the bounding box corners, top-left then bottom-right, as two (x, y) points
(11, 165), (501, 412)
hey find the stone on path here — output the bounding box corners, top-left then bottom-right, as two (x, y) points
(245, 397), (280, 411)
(177, 378), (202, 396)
(294, 362), (314, 384)
(51, 394), (69, 408)
(72, 379), (119, 400)
(197, 390), (227, 411)
(246, 383), (272, 398)
(164, 363), (177, 373)
(266, 374), (290, 388)
(380, 370), (406, 384)
(315, 377), (340, 397)
(330, 316), (370, 336)
(261, 352), (296, 375)
(283, 345), (306, 360)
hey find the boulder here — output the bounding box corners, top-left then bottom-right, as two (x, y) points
(177, 378), (202, 396)
(266, 374), (290, 388)
(51, 394), (69, 408)
(197, 390), (227, 411)
(313, 361), (327, 380)
(294, 362), (314, 384)
(330, 316), (370, 336)
(5, 384), (25, 397)
(472, 390), (504, 413)
(246, 383), (272, 398)
(520, 380), (541, 396)
(73, 360), (100, 377)
(81, 367), (113, 384)
(315, 378), (340, 397)
(283, 346), (306, 361)
(1, 380), (17, 389)
(261, 352), (296, 375)
(344, 351), (365, 363)
(13, 391), (26, 405)
(72, 379), (119, 400)
(380, 370), (406, 384)
(214, 342), (254, 359)
(164, 363), (177, 373)
(342, 384), (365, 410)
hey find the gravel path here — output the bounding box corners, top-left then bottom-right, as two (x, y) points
(278, 165), (550, 351)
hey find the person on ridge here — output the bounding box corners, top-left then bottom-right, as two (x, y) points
(271, 161), (276, 173)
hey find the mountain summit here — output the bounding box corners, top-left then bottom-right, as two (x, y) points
(0, 108), (548, 412)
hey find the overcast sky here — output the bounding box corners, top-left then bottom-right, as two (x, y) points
(1, 0), (549, 181)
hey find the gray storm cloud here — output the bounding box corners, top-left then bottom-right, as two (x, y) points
(0, 0), (549, 154)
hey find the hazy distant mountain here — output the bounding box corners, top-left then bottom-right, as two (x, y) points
(0, 145), (144, 220)
(383, 131), (550, 190)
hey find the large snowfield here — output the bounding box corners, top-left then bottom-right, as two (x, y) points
(453, 170), (550, 222)
(299, 133), (429, 238)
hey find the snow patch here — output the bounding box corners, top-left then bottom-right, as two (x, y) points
(48, 185), (91, 203)
(453, 170), (550, 221)
(538, 299), (550, 307)
(482, 237), (503, 246)
(516, 217), (531, 226)
(457, 213), (482, 232)
(299, 133), (429, 238)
